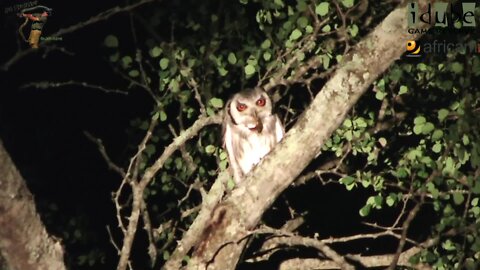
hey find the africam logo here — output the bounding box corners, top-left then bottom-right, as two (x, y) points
(17, 5), (53, 48)
(406, 40), (422, 57)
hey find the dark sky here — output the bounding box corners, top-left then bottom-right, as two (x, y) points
(0, 0), (156, 267)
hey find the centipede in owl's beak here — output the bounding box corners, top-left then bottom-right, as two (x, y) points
(247, 112), (263, 133)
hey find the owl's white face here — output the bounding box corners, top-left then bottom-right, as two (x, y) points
(228, 87), (273, 134)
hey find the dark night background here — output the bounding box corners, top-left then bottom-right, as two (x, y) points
(0, 1), (439, 269)
(0, 0), (157, 267)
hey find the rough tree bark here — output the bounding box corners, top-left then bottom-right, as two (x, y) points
(165, 1), (431, 269)
(0, 140), (66, 270)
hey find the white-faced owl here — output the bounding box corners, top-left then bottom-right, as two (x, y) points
(222, 87), (284, 184)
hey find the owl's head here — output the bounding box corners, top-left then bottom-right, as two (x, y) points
(227, 87), (273, 133)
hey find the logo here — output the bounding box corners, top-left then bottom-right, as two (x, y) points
(407, 2), (477, 34)
(406, 40), (479, 58)
(406, 40), (422, 57)
(17, 5), (53, 49)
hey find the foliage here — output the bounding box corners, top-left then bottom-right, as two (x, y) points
(335, 24), (480, 270)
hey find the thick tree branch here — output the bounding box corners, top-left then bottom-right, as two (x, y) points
(0, 140), (66, 270)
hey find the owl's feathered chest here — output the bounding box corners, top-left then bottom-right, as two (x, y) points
(228, 115), (278, 174)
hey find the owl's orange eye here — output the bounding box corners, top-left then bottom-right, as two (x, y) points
(236, 103), (247, 111)
(256, 98), (266, 107)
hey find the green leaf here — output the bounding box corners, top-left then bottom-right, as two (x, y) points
(150, 46), (162, 57)
(431, 129), (443, 141)
(160, 111), (167, 122)
(340, 176), (355, 185)
(443, 157), (455, 175)
(321, 24), (331, 32)
(128, 70), (140, 77)
(169, 78), (179, 93)
(342, 0), (354, 8)
(359, 204), (371, 217)
(386, 193), (396, 206)
(421, 122), (435, 134)
(104, 35), (119, 48)
(227, 52), (237, 65)
(355, 117), (367, 128)
(399, 85), (408, 95)
(349, 24), (359, 37)
(432, 143), (442, 153)
(244, 64), (256, 75)
(261, 39), (271, 49)
(413, 124), (423, 135)
(289, 29), (302, 40)
(343, 119), (352, 128)
(227, 178), (236, 190)
(219, 151), (228, 160)
(374, 195), (383, 209)
(160, 58), (170, 70)
(205, 145), (216, 154)
(417, 63), (427, 71)
(218, 67), (228, 76)
(297, 16), (309, 28)
(375, 91), (386, 100)
(345, 130), (353, 141)
(122, 56), (132, 68)
(414, 116), (426, 125)
(263, 51), (272, 61)
(274, 0), (284, 7)
(296, 0), (307, 11)
(453, 192), (465, 205)
(450, 62), (464, 74)
(437, 109), (449, 122)
(315, 2), (329, 16)
(442, 239), (456, 251)
(163, 251), (170, 260)
(209, 98), (224, 108)
(462, 134), (470, 145)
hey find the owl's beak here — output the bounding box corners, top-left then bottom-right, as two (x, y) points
(249, 113), (263, 133)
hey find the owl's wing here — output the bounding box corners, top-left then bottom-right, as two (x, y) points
(274, 115), (285, 142)
(223, 123), (244, 183)
(221, 99), (232, 148)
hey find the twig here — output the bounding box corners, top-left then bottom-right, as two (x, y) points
(386, 198), (424, 270)
(84, 132), (126, 177)
(107, 225), (121, 255)
(168, 124), (197, 173)
(21, 80), (128, 95)
(250, 226), (355, 270)
(52, 0), (158, 38)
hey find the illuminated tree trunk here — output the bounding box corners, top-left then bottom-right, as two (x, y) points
(0, 140), (66, 270)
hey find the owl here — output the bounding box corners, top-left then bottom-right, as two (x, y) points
(222, 87), (284, 184)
